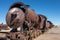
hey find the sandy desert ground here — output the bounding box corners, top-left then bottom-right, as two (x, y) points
(34, 26), (60, 40)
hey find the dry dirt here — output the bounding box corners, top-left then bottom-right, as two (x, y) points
(34, 26), (60, 40)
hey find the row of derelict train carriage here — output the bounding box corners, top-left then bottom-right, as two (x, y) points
(0, 2), (54, 40)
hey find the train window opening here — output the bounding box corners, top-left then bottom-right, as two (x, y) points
(11, 14), (17, 22)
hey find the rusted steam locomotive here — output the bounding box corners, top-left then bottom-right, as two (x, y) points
(0, 2), (54, 40)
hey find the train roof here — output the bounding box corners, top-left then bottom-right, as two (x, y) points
(9, 2), (25, 10)
(38, 14), (47, 19)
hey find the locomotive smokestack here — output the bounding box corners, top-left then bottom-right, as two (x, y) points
(25, 5), (30, 8)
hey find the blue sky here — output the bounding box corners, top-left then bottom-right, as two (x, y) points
(0, 0), (60, 25)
